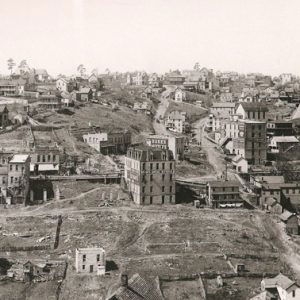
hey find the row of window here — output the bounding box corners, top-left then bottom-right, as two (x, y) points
(142, 195), (173, 204)
(142, 173), (173, 182)
(265, 188), (300, 195)
(142, 185), (173, 193)
(9, 164), (25, 172)
(213, 195), (239, 200)
(37, 154), (58, 163)
(247, 111), (266, 119)
(212, 187), (237, 192)
(142, 162), (173, 170)
(82, 254), (101, 262)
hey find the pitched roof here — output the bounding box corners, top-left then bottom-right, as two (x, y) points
(292, 105), (300, 120)
(265, 197), (278, 207)
(212, 102), (235, 108)
(9, 154), (29, 163)
(238, 102), (268, 112)
(109, 274), (164, 300)
(0, 106), (8, 113)
(79, 87), (92, 93)
(263, 273), (296, 290)
(280, 211), (296, 222)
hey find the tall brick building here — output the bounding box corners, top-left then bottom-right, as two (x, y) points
(244, 120), (267, 165)
(124, 146), (175, 205)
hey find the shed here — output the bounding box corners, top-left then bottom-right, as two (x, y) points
(280, 211), (299, 235)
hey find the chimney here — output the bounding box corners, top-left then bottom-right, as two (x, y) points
(121, 274), (128, 287)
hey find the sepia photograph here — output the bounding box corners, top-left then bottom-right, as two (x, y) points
(0, 0), (300, 299)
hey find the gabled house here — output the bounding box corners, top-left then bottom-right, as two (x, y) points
(235, 102), (268, 121)
(34, 69), (49, 82)
(174, 87), (186, 102)
(260, 273), (300, 299)
(280, 211), (299, 235)
(76, 87), (93, 102)
(165, 111), (189, 133)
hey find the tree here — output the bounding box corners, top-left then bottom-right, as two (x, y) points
(19, 59), (27, 68)
(77, 64), (86, 77)
(91, 68), (98, 75)
(7, 58), (16, 74)
(18, 59), (29, 75)
(194, 62), (200, 71)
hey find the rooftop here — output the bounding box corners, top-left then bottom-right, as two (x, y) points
(208, 180), (240, 188)
(238, 102), (268, 112)
(9, 154), (29, 164)
(263, 273), (296, 290)
(109, 273), (164, 300)
(212, 102), (236, 108)
(271, 136), (299, 143)
(280, 211), (296, 222)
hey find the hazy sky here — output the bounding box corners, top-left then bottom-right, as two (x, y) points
(0, 0), (299, 76)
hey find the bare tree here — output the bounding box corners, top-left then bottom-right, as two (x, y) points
(7, 58), (16, 74)
(77, 64), (86, 77)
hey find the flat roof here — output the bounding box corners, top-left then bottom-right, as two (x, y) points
(208, 180), (240, 187)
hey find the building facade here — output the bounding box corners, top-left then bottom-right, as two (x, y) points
(83, 131), (132, 155)
(124, 146), (176, 205)
(146, 135), (185, 160)
(206, 181), (242, 208)
(75, 247), (106, 275)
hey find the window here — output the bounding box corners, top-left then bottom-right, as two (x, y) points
(142, 163), (145, 170)
(142, 196), (145, 203)
(170, 186), (173, 193)
(150, 175), (153, 181)
(156, 163), (159, 170)
(150, 186), (153, 193)
(150, 196), (153, 204)
(162, 174), (165, 181)
(42, 155), (46, 162)
(293, 290), (295, 297)
(150, 163), (153, 170)
(170, 195), (172, 203)
(97, 254), (100, 262)
(162, 163), (165, 170)
(2, 177), (5, 184)
(15, 165), (18, 171)
(10, 165), (12, 171)
(170, 174), (173, 181)
(83, 254), (86, 262)
(48, 155), (51, 161)
(10, 177), (13, 184)
(162, 195), (165, 204)
(162, 186), (165, 192)
(170, 163), (173, 169)
(37, 155), (40, 162)
(142, 186), (145, 193)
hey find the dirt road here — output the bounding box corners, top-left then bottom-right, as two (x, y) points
(153, 89), (173, 136)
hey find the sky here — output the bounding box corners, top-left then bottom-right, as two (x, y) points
(0, 0), (299, 77)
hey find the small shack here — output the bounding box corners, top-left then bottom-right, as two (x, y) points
(280, 211), (299, 235)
